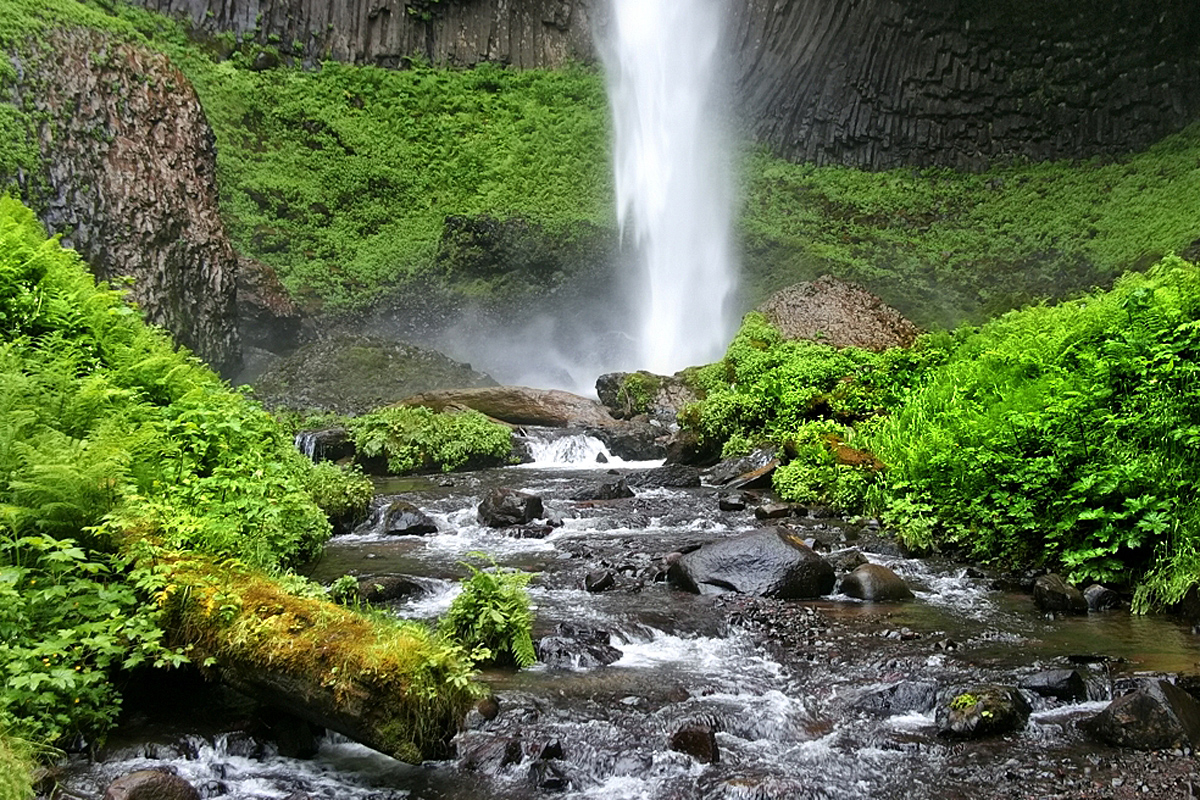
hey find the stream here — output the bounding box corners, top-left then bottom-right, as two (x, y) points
(57, 434), (1200, 799)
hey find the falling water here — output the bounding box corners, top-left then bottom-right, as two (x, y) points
(603, 0), (737, 376)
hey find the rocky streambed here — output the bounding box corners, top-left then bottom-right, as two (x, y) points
(55, 434), (1200, 800)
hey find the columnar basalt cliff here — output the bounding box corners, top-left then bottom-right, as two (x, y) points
(130, 0), (1200, 170)
(9, 29), (240, 373)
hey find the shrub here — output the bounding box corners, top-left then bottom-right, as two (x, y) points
(439, 556), (536, 668)
(349, 406), (513, 474)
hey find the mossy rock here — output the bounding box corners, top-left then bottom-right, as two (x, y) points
(252, 335), (498, 415)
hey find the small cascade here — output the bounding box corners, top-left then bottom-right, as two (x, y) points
(521, 431), (617, 466)
(294, 430), (320, 460)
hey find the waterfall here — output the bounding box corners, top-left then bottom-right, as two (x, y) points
(602, 0), (737, 376)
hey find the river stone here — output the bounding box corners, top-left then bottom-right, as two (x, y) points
(628, 464), (702, 488)
(1033, 574), (1088, 614)
(104, 769), (201, 800)
(709, 447), (779, 486)
(381, 501), (438, 536)
(535, 624), (622, 669)
(839, 563), (914, 601)
(1084, 583), (1122, 611)
(670, 528), (836, 599)
(356, 575), (425, 603)
(718, 493), (748, 512)
(528, 760), (571, 791)
(1019, 669), (1088, 702)
(589, 422), (668, 461)
(937, 685), (1031, 739)
(754, 502), (800, 520)
(669, 723), (719, 764)
(571, 478), (635, 502)
(584, 570), (615, 593)
(478, 488), (544, 527)
(826, 548), (869, 574)
(1084, 680), (1200, 749)
(457, 732), (523, 773)
(857, 681), (938, 716)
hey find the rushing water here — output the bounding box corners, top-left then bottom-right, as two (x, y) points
(602, 0), (737, 375)
(59, 443), (1200, 799)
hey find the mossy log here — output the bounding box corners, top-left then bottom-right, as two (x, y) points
(159, 558), (478, 762)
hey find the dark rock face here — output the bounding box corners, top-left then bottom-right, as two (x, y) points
(1019, 669), (1088, 702)
(356, 575), (426, 604)
(857, 681), (938, 716)
(253, 335), (497, 415)
(293, 428), (355, 464)
(104, 769), (201, 800)
(839, 564), (914, 602)
(1085, 680), (1200, 750)
(589, 422), (668, 461)
(1033, 574), (1088, 614)
(663, 431), (723, 467)
(1084, 583), (1122, 611)
(535, 624), (622, 669)
(937, 685), (1031, 739)
(380, 502), (439, 536)
(457, 732), (523, 774)
(571, 478), (635, 502)
(669, 723), (720, 764)
(670, 528), (835, 599)
(757, 276), (920, 351)
(628, 465), (702, 489)
(595, 371), (700, 425)
(11, 29), (240, 374)
(478, 488), (544, 527)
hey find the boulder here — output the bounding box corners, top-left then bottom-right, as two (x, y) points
(293, 427), (355, 463)
(584, 570), (616, 593)
(535, 624), (622, 669)
(380, 501), (439, 536)
(857, 681), (938, 716)
(937, 685), (1031, 739)
(1084, 583), (1121, 611)
(356, 575), (427, 604)
(663, 431), (722, 467)
(629, 465), (702, 489)
(708, 447), (779, 486)
(717, 493), (748, 512)
(670, 528), (835, 599)
(589, 422), (668, 461)
(403, 386), (618, 428)
(104, 770), (201, 800)
(1033, 574), (1088, 614)
(756, 275), (920, 352)
(478, 489), (544, 527)
(457, 732), (523, 773)
(1019, 669), (1087, 702)
(571, 478), (635, 502)
(839, 563), (914, 601)
(723, 460), (780, 492)
(669, 723), (719, 764)
(1084, 680), (1200, 749)
(595, 371), (700, 425)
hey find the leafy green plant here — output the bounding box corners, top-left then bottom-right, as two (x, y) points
(302, 461), (374, 529)
(439, 555), (536, 669)
(349, 406), (512, 474)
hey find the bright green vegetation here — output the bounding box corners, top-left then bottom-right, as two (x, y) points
(349, 406), (514, 474)
(301, 461), (374, 529)
(0, 195), (479, 757)
(0, 734), (33, 800)
(440, 556), (536, 669)
(686, 258), (1200, 608)
(741, 126), (1200, 328)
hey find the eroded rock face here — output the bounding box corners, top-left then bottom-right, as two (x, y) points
(670, 528), (835, 599)
(757, 276), (920, 352)
(11, 29), (240, 374)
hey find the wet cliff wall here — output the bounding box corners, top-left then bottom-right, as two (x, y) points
(129, 0), (1200, 171)
(7, 28), (240, 374)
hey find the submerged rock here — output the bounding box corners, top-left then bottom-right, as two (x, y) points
(670, 528), (835, 599)
(669, 722), (720, 764)
(478, 488), (544, 527)
(571, 478), (635, 502)
(937, 685), (1031, 739)
(839, 563), (914, 601)
(857, 681), (938, 716)
(104, 769), (201, 800)
(1084, 680), (1200, 749)
(1084, 583), (1122, 611)
(457, 732), (523, 773)
(535, 624), (622, 669)
(1033, 574), (1088, 614)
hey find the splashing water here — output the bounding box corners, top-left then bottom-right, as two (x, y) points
(603, 0), (737, 375)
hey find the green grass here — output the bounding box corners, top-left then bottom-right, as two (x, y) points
(0, 733), (33, 800)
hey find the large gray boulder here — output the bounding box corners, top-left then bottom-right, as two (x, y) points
(839, 563), (914, 601)
(757, 275), (920, 352)
(669, 528), (835, 599)
(1084, 680), (1200, 750)
(937, 685), (1031, 739)
(104, 770), (201, 800)
(478, 488), (544, 528)
(1033, 574), (1088, 614)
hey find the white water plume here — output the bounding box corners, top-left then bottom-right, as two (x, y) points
(603, 0), (738, 375)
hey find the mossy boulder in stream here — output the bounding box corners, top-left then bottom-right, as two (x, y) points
(252, 335), (498, 415)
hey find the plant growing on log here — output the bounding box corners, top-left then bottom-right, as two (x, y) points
(440, 555), (536, 668)
(349, 406), (512, 474)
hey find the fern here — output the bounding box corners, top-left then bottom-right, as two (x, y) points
(439, 555), (536, 669)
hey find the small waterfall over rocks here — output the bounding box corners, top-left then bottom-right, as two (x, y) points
(603, 0), (738, 375)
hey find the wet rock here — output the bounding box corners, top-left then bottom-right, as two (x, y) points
(584, 570), (616, 593)
(1033, 574), (1088, 614)
(104, 769), (201, 800)
(1084, 583), (1122, 611)
(709, 447), (779, 485)
(533, 739), (564, 761)
(596, 452), (608, 464)
(1084, 680), (1200, 749)
(754, 502), (800, 520)
(937, 685), (1031, 739)
(528, 760), (571, 791)
(590, 421), (668, 461)
(457, 732), (523, 773)
(381, 501), (438, 536)
(478, 488), (544, 527)
(1019, 669), (1088, 702)
(293, 427), (355, 463)
(669, 723), (719, 764)
(717, 493), (747, 512)
(628, 464), (702, 488)
(724, 459), (780, 491)
(571, 478), (635, 501)
(503, 524), (555, 539)
(404, 386), (617, 428)
(535, 624), (622, 669)
(663, 430), (722, 467)
(826, 548), (869, 574)
(839, 563), (914, 601)
(757, 275), (920, 351)
(273, 717), (319, 759)
(857, 681), (938, 716)
(670, 528), (836, 599)
(356, 575), (425, 603)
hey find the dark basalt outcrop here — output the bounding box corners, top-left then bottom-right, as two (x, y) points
(9, 29), (240, 374)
